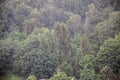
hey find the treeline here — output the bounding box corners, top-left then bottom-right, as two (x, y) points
(0, 0), (120, 80)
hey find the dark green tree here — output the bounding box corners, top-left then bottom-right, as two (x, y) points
(96, 34), (120, 76)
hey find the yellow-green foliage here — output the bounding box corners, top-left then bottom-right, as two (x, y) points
(26, 74), (37, 80)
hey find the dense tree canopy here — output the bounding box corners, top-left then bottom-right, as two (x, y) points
(0, 0), (120, 80)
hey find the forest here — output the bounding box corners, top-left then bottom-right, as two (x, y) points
(0, 0), (120, 80)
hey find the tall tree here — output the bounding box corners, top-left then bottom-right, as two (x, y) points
(54, 22), (70, 62)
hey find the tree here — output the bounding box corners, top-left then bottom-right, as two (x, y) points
(22, 18), (41, 34)
(89, 11), (120, 55)
(0, 30), (27, 75)
(94, 11), (120, 44)
(50, 72), (71, 80)
(68, 34), (83, 78)
(96, 34), (120, 76)
(93, 0), (120, 11)
(26, 74), (37, 80)
(60, 61), (73, 76)
(86, 3), (102, 28)
(54, 22), (70, 62)
(13, 28), (58, 78)
(0, 0), (6, 39)
(66, 14), (83, 36)
(100, 66), (114, 80)
(79, 54), (96, 80)
(57, 0), (91, 19)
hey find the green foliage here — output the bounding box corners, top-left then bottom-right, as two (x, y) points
(66, 14), (83, 35)
(90, 11), (120, 55)
(0, 28), (58, 78)
(54, 22), (70, 62)
(79, 68), (95, 80)
(13, 28), (58, 78)
(79, 54), (95, 69)
(3, 73), (24, 80)
(100, 66), (114, 80)
(86, 3), (101, 26)
(60, 61), (74, 76)
(93, 0), (120, 10)
(79, 54), (96, 80)
(26, 74), (37, 80)
(0, 30), (27, 74)
(96, 34), (120, 75)
(0, 0), (120, 80)
(50, 72), (71, 80)
(94, 11), (120, 44)
(67, 34), (83, 78)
